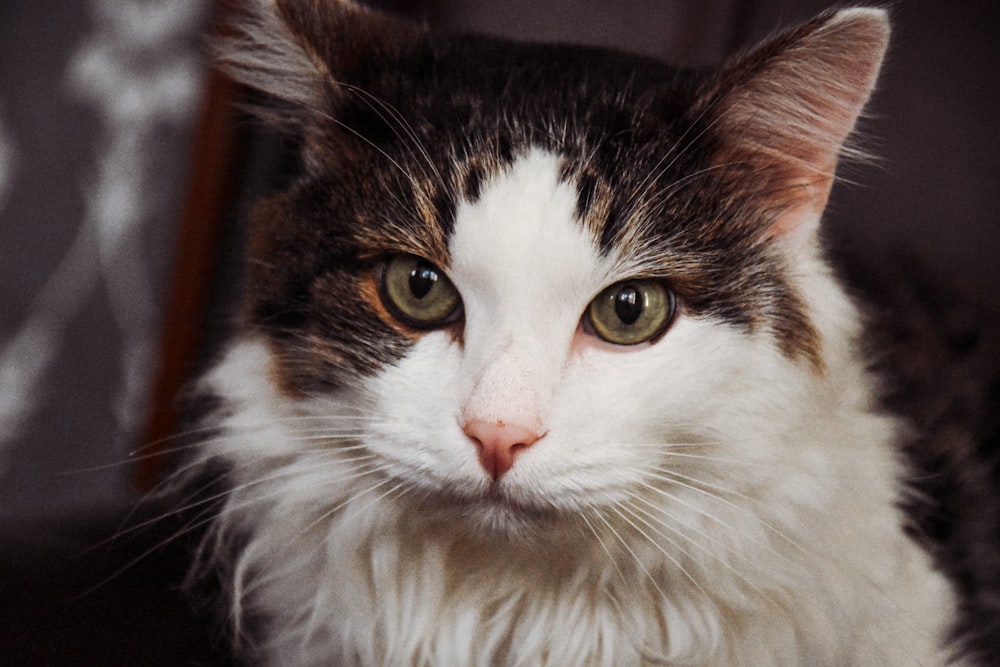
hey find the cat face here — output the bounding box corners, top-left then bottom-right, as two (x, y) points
(221, 2), (888, 542)
(310, 145), (811, 539)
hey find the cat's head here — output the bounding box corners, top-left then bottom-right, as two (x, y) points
(219, 1), (889, 539)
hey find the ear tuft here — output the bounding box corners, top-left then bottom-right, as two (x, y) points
(217, 0), (420, 129)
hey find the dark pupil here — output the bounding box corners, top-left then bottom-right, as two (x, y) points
(614, 285), (643, 325)
(409, 263), (438, 299)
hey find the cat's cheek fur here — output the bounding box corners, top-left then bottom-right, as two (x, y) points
(361, 333), (484, 490)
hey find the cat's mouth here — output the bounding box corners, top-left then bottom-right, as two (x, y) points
(420, 482), (562, 535)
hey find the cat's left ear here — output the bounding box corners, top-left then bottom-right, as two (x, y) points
(218, 0), (422, 131)
(697, 8), (889, 240)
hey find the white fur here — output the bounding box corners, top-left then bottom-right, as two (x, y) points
(202, 150), (960, 665)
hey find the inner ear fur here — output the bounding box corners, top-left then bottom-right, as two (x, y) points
(697, 8), (890, 232)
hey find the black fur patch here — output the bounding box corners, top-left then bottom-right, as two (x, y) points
(839, 253), (1000, 665)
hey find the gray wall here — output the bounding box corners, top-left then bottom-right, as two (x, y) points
(0, 0), (210, 523)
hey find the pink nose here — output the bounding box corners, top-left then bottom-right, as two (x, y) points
(463, 418), (543, 480)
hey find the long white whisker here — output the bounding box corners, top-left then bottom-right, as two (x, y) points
(308, 103), (422, 194)
(602, 495), (718, 611)
(622, 489), (777, 603)
(304, 472), (399, 536)
(630, 477), (790, 563)
(588, 508), (670, 601)
(113, 451), (380, 553)
(644, 465), (807, 555)
(92, 450), (387, 596)
(576, 511), (631, 590)
(341, 82), (444, 186)
(624, 106), (727, 222)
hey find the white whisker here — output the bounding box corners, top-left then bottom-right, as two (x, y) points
(576, 511), (630, 590)
(622, 488), (778, 604)
(642, 465), (807, 555)
(342, 82), (444, 186)
(601, 494), (720, 612)
(587, 507), (670, 601)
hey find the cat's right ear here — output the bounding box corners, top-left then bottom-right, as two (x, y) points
(693, 8), (889, 242)
(217, 0), (422, 131)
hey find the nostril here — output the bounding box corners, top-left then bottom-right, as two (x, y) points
(509, 441), (529, 454)
(462, 418), (544, 480)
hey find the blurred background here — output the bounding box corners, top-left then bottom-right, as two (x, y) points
(0, 0), (997, 664)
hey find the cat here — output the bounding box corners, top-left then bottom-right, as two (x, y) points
(174, 0), (999, 665)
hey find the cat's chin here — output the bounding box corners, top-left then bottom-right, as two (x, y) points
(415, 483), (565, 540)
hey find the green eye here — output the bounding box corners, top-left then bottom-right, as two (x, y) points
(586, 279), (676, 345)
(380, 254), (462, 327)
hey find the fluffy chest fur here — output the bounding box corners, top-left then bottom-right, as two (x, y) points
(181, 2), (978, 665)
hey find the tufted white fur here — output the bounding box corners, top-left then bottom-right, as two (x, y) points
(201, 150), (960, 666)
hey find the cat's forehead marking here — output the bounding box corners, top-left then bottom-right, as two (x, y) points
(446, 148), (611, 426)
(447, 148), (611, 314)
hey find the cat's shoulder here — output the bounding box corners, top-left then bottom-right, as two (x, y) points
(835, 245), (1000, 662)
